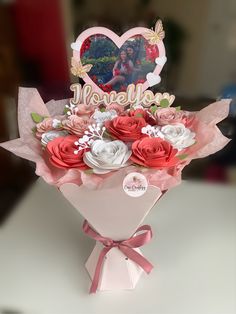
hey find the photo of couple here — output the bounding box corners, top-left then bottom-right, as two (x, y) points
(104, 46), (142, 89)
(80, 34), (158, 92)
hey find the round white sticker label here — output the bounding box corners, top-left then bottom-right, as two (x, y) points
(123, 172), (148, 197)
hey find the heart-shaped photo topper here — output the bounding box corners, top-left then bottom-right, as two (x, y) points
(71, 21), (166, 94)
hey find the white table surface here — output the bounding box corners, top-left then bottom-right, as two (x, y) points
(0, 179), (235, 314)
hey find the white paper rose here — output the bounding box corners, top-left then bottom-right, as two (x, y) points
(83, 139), (131, 174)
(92, 109), (117, 124)
(160, 123), (196, 150)
(41, 130), (68, 146)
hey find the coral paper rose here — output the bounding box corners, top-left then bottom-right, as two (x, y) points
(129, 108), (156, 125)
(131, 137), (179, 168)
(105, 116), (147, 142)
(47, 135), (88, 170)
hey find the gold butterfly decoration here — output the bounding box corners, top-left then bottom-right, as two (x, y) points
(143, 19), (165, 45)
(71, 57), (93, 78)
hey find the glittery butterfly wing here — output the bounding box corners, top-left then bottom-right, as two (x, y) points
(71, 57), (93, 78)
(143, 19), (165, 45)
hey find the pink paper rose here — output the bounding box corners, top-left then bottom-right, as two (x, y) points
(62, 115), (91, 136)
(36, 118), (56, 139)
(106, 103), (125, 115)
(47, 135), (89, 170)
(73, 104), (95, 117)
(155, 107), (191, 126)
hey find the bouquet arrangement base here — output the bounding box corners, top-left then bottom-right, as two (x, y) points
(0, 19), (231, 294)
(60, 169), (162, 292)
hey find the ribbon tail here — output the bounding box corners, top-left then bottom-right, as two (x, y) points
(120, 246), (153, 274)
(89, 246), (111, 294)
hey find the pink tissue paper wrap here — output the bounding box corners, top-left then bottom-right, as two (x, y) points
(0, 88), (230, 191)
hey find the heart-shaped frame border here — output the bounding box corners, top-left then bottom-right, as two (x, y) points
(72, 26), (166, 94)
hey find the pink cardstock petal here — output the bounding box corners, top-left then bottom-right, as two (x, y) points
(79, 165), (182, 192)
(60, 174), (163, 240)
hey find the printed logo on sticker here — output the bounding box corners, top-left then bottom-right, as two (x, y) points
(123, 172), (148, 197)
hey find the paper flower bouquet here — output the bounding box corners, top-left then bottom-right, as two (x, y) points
(0, 20), (231, 293)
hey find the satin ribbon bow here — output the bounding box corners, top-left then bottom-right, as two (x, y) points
(83, 220), (154, 293)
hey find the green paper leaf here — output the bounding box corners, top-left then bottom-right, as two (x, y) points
(63, 107), (70, 114)
(177, 153), (188, 160)
(135, 113), (143, 118)
(175, 106), (181, 111)
(103, 130), (115, 140)
(31, 126), (37, 134)
(100, 107), (106, 112)
(160, 99), (170, 108)
(132, 163), (148, 170)
(150, 105), (158, 114)
(84, 169), (94, 174)
(31, 112), (44, 123)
